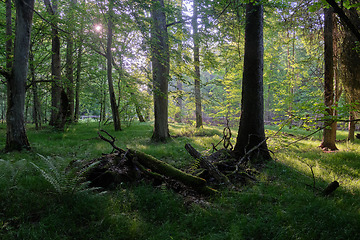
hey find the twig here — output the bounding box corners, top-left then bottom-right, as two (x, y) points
(98, 130), (124, 153)
(305, 163), (316, 193)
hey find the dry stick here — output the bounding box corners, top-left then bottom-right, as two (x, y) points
(98, 130), (124, 153)
(305, 163), (316, 193)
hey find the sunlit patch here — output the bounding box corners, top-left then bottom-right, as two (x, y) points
(94, 24), (102, 32)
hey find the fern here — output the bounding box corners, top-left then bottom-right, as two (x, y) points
(31, 154), (104, 196)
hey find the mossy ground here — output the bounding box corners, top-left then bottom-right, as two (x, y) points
(1, 121), (359, 239)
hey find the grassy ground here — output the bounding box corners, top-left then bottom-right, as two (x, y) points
(0, 121), (360, 239)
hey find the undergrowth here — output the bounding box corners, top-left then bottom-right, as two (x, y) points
(0, 122), (360, 239)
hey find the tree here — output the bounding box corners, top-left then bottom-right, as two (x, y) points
(44, 0), (62, 127)
(107, 0), (121, 131)
(4, 0), (35, 151)
(151, 0), (170, 142)
(320, 7), (338, 151)
(193, 0), (202, 128)
(233, 0), (271, 162)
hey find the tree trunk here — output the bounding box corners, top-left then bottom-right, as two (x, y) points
(175, 79), (183, 123)
(348, 111), (355, 141)
(107, 0), (121, 131)
(44, 0), (62, 127)
(5, 0), (12, 71)
(30, 47), (42, 130)
(74, 38), (83, 122)
(151, 0), (170, 141)
(233, 1), (271, 162)
(66, 17), (75, 123)
(193, 0), (202, 128)
(320, 7), (338, 151)
(5, 0), (34, 151)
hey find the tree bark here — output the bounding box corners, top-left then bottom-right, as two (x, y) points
(151, 0), (170, 141)
(5, 0), (12, 71)
(107, 0), (121, 131)
(74, 37), (83, 122)
(348, 111), (355, 142)
(193, 0), (202, 128)
(5, 0), (34, 151)
(30, 46), (42, 130)
(320, 7), (338, 151)
(65, 1), (75, 123)
(44, 0), (62, 127)
(233, 1), (271, 162)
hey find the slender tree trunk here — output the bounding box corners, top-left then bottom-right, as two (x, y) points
(74, 39), (83, 122)
(5, 0), (34, 151)
(107, 0), (121, 131)
(66, 29), (74, 122)
(348, 111), (355, 141)
(5, 0), (12, 71)
(151, 0), (170, 141)
(174, 0), (184, 123)
(320, 7), (337, 151)
(30, 47), (42, 130)
(44, 0), (62, 127)
(193, 0), (202, 128)
(233, 1), (271, 162)
(175, 79), (183, 123)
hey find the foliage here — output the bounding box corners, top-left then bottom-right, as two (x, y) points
(30, 154), (103, 196)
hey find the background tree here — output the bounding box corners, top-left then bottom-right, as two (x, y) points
(106, 0), (121, 131)
(151, 0), (170, 141)
(192, 0), (202, 128)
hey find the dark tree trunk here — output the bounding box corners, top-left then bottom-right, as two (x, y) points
(107, 0), (121, 131)
(193, 0), (202, 128)
(66, 29), (74, 122)
(174, 0), (183, 124)
(44, 0), (62, 127)
(5, 0), (34, 151)
(30, 47), (42, 130)
(5, 0), (12, 71)
(151, 0), (170, 141)
(233, 1), (271, 162)
(320, 7), (337, 151)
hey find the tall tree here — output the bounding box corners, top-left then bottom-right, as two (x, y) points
(4, 0), (35, 151)
(233, 0), (271, 162)
(65, 0), (77, 122)
(320, 7), (337, 151)
(193, 0), (202, 128)
(44, 0), (62, 127)
(151, 0), (170, 141)
(107, 0), (121, 131)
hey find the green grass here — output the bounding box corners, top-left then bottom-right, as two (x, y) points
(1, 122), (360, 239)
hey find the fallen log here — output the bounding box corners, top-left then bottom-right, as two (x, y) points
(185, 143), (232, 186)
(127, 149), (217, 195)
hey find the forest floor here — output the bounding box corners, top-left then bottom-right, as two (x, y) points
(0, 121), (360, 239)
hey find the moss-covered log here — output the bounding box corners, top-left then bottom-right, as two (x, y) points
(128, 149), (217, 195)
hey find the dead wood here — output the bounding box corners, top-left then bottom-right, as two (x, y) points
(185, 143), (232, 186)
(322, 181), (339, 196)
(127, 149), (217, 195)
(74, 133), (218, 195)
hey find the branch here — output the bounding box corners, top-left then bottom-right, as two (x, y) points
(98, 130), (124, 153)
(325, 0), (360, 42)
